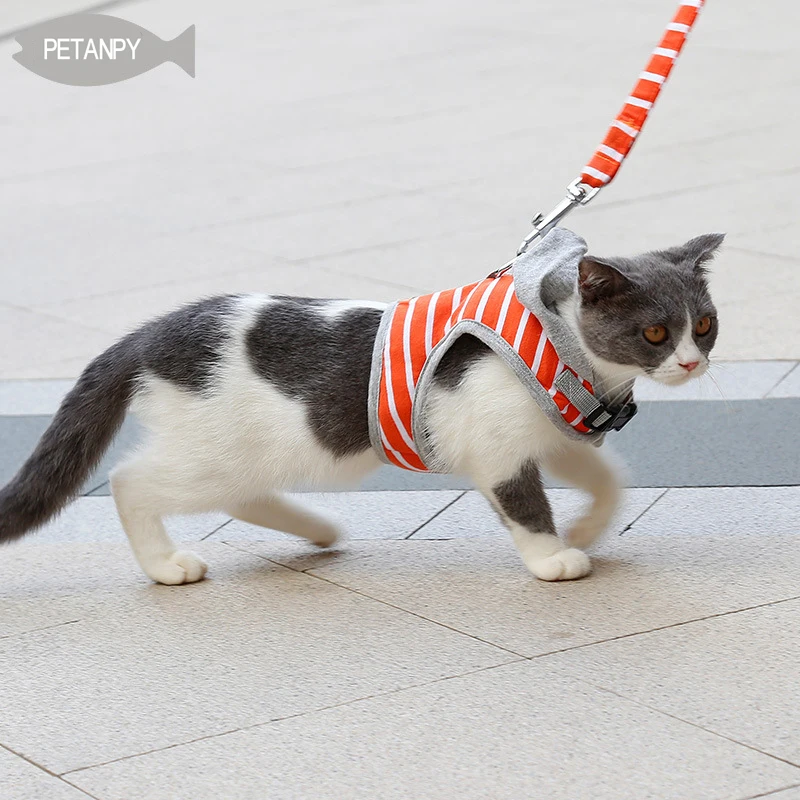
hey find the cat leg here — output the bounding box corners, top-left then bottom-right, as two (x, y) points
(544, 442), (623, 548)
(110, 457), (208, 585)
(475, 459), (591, 581)
(225, 494), (341, 547)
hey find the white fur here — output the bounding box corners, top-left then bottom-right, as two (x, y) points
(110, 293), (697, 586)
(649, 314), (708, 385)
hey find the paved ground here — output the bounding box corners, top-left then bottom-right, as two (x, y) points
(2, 0), (799, 798)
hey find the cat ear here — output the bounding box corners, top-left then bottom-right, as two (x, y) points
(676, 233), (726, 272)
(578, 257), (632, 303)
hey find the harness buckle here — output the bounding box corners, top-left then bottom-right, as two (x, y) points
(585, 401), (638, 433)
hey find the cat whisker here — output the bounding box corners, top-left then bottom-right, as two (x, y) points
(708, 359), (731, 374)
(705, 369), (733, 412)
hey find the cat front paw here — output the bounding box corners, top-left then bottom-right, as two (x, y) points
(144, 550), (208, 585)
(528, 548), (591, 582)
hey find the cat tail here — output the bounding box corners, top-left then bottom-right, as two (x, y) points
(0, 333), (141, 544)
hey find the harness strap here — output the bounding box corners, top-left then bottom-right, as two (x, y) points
(554, 371), (637, 433)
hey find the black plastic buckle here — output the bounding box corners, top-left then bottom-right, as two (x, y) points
(585, 401), (638, 433)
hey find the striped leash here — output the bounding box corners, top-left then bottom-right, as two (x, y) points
(491, 0), (706, 277)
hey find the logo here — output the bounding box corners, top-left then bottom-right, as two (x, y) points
(13, 13), (195, 86)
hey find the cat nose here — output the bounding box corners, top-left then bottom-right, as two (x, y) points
(680, 361), (699, 372)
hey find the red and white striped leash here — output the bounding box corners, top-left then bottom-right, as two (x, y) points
(492, 0), (706, 277)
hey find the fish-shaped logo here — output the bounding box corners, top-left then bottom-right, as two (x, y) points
(13, 13), (194, 86)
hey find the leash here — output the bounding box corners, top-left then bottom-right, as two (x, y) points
(491, 0), (706, 277)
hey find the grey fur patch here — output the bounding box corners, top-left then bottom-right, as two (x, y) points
(142, 295), (237, 393)
(578, 234), (723, 373)
(246, 298), (383, 457)
(432, 334), (492, 390)
(492, 460), (556, 535)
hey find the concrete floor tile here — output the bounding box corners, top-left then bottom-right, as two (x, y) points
(3, 356), (96, 381)
(0, 746), (92, 800)
(0, 543), (511, 773)
(0, 541), (242, 639)
(67, 660), (800, 800)
(297, 223), (521, 295)
(212, 490), (463, 542)
(2, 215), (278, 309)
(632, 361), (798, 402)
(769, 364), (800, 398)
(17, 497), (230, 546)
(0, 305), (114, 378)
(757, 788), (800, 799)
(412, 488), (664, 539)
(37, 264), (411, 340)
(3, 153), (397, 238)
(204, 189), (506, 263)
(0, 380), (75, 415)
(628, 486), (800, 538)
(544, 600), (800, 765)
(235, 528), (800, 658)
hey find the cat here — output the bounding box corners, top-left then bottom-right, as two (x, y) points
(0, 231), (723, 585)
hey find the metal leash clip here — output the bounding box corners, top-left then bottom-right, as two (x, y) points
(488, 178), (601, 278)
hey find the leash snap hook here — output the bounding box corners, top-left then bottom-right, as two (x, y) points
(517, 179), (600, 256)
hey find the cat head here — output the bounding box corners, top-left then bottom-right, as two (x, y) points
(577, 233), (724, 385)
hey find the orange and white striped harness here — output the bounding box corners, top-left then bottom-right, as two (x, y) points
(367, 230), (636, 472)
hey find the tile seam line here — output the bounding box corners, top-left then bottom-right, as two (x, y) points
(583, 682), (800, 771)
(60, 657), (526, 778)
(199, 517), (235, 542)
(0, 618), (81, 642)
(526, 593), (800, 661)
(0, 742), (101, 800)
(0, 300), (122, 340)
(619, 488), (670, 536)
(764, 362), (800, 397)
(0, 0), (140, 42)
(406, 490), (469, 538)
(174, 184), (441, 236)
(727, 246), (800, 266)
(741, 784), (800, 800)
(28, 254), (298, 309)
(217, 541), (527, 658)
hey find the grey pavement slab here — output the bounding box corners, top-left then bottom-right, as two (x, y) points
(211, 490), (463, 542)
(66, 659), (800, 800)
(3, 398), (800, 493)
(544, 600), (800, 766)
(411, 487), (665, 540)
(0, 414), (143, 493)
(0, 746), (92, 800)
(234, 527), (800, 659)
(0, 542), (512, 774)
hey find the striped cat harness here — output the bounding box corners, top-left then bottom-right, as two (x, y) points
(367, 229), (637, 473)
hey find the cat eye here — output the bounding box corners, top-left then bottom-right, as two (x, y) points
(695, 316), (713, 336)
(643, 325), (668, 345)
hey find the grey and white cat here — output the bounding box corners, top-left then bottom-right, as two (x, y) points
(0, 233), (723, 584)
